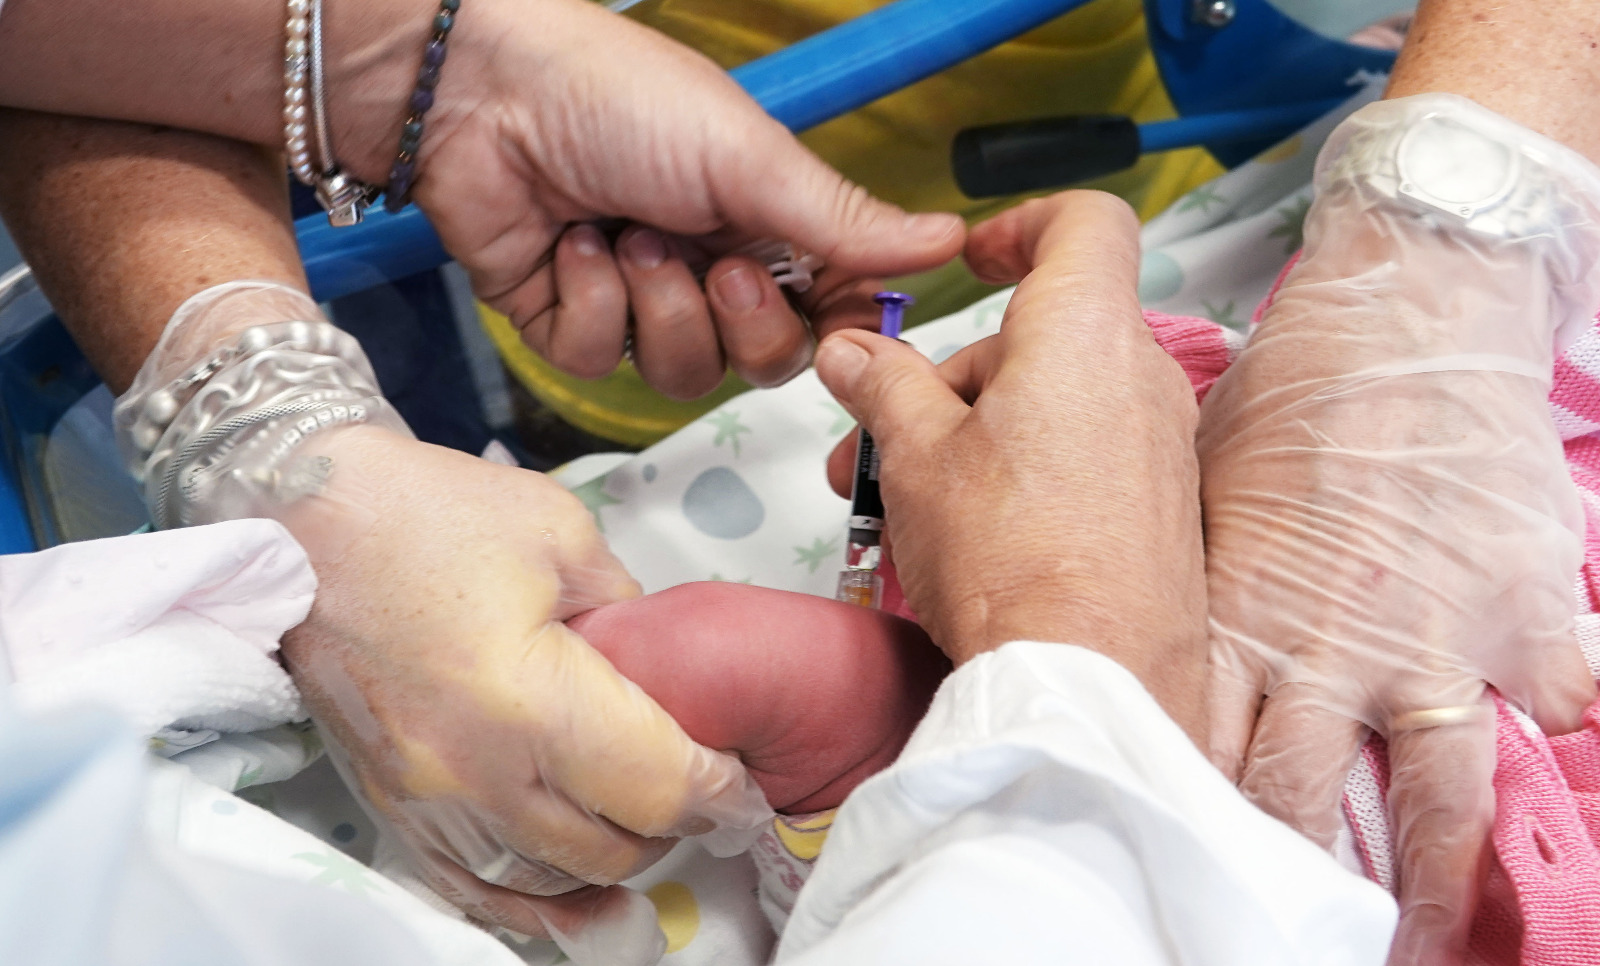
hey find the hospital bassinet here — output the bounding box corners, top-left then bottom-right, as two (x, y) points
(0, 0), (1400, 554)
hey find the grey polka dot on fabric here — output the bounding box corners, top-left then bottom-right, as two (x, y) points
(682, 467), (764, 539)
(332, 822), (358, 843)
(642, 464), (658, 483)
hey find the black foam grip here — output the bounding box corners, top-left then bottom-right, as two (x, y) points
(951, 115), (1142, 199)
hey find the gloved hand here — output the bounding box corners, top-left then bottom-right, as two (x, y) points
(279, 427), (771, 962)
(386, 0), (964, 400)
(813, 191), (1210, 739)
(1200, 95), (1600, 964)
(114, 281), (772, 966)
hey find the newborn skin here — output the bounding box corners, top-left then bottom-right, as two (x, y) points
(569, 582), (949, 814)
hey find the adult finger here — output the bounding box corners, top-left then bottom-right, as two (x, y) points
(1384, 701), (1496, 966)
(965, 194), (1077, 283)
(710, 112), (965, 279)
(964, 191), (1139, 287)
(615, 227), (725, 400)
(814, 330), (965, 460)
(934, 336), (1002, 405)
(802, 273), (887, 342)
(705, 254), (813, 387)
(826, 431), (857, 500)
(425, 860), (666, 966)
(962, 192), (1148, 412)
(1204, 627), (1268, 782)
(519, 225), (627, 378)
(1494, 627), (1596, 737)
(824, 335), (1000, 498)
(1237, 683), (1368, 848)
(478, 781), (676, 887)
(528, 622), (771, 842)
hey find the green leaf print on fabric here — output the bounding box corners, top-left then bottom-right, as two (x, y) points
(818, 400), (855, 436)
(792, 536), (841, 574)
(234, 764), (265, 790)
(1201, 299), (1243, 330)
(703, 409), (753, 457)
(570, 474), (623, 532)
(1269, 196), (1311, 255)
(1177, 184), (1226, 215)
(975, 301), (1005, 331)
(293, 845), (384, 898)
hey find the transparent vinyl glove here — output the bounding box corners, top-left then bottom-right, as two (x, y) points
(114, 282), (773, 965)
(1199, 95), (1600, 964)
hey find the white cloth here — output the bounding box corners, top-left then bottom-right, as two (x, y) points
(0, 519), (311, 747)
(0, 693), (525, 966)
(778, 641), (1397, 966)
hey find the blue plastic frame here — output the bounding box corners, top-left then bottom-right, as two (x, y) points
(0, 0), (1391, 555)
(1143, 0), (1395, 164)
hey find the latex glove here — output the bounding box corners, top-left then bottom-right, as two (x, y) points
(394, 0), (964, 400)
(279, 427), (771, 963)
(813, 191), (1210, 739)
(1199, 95), (1600, 964)
(114, 282), (771, 965)
(572, 582), (948, 814)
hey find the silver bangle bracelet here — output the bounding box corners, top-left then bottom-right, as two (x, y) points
(154, 396), (375, 529)
(125, 320), (373, 478)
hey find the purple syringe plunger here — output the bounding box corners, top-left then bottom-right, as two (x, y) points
(873, 291), (914, 339)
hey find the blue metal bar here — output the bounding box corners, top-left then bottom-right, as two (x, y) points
(0, 457), (33, 555)
(301, 205), (447, 302)
(1137, 97), (1345, 154)
(300, 0), (1097, 300)
(729, 0), (1095, 132)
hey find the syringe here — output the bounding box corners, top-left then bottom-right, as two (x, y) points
(835, 291), (913, 608)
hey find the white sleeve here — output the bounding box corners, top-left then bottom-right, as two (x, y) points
(775, 641), (1396, 966)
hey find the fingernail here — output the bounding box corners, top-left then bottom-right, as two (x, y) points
(567, 224), (605, 258)
(621, 229), (666, 269)
(774, 342), (815, 386)
(815, 338), (870, 397)
(676, 817), (715, 836)
(713, 265), (764, 313)
(904, 212), (961, 246)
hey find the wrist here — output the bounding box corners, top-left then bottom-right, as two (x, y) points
(322, 0), (460, 185)
(1261, 95), (1600, 365)
(323, 0), (509, 189)
(114, 287), (413, 530)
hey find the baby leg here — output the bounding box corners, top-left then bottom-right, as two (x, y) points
(570, 582), (949, 814)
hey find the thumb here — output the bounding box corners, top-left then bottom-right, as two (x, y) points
(815, 331), (965, 457)
(715, 120), (965, 278)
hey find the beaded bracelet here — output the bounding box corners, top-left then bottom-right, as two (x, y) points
(283, 0), (316, 186)
(282, 0), (459, 225)
(383, 0), (460, 213)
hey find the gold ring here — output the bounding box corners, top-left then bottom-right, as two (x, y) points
(1389, 705), (1486, 732)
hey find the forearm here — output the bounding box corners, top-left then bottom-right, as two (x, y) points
(1388, 0), (1600, 162)
(0, 111), (305, 392)
(0, 0), (439, 182)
